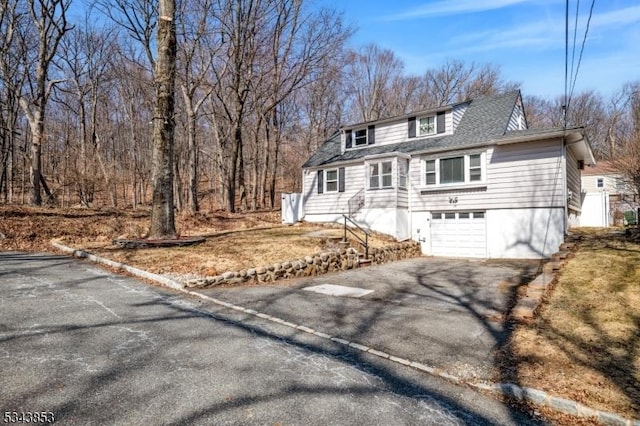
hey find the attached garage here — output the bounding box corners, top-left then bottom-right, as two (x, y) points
(430, 211), (486, 257)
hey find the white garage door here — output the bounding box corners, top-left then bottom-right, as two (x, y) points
(431, 211), (486, 258)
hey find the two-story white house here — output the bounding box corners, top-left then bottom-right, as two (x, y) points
(300, 91), (595, 259)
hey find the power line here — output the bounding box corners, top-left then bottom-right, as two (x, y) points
(569, 0), (581, 105)
(564, 0), (596, 126)
(569, 0), (596, 103)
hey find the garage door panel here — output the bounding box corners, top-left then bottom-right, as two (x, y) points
(430, 211), (486, 258)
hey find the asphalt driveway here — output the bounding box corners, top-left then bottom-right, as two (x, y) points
(198, 257), (540, 381)
(0, 252), (543, 425)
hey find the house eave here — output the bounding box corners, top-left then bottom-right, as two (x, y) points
(302, 158), (364, 170)
(496, 128), (596, 165)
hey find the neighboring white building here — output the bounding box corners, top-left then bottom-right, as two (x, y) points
(580, 161), (639, 227)
(300, 91), (596, 259)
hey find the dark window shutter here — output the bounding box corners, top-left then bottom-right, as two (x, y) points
(368, 125), (375, 145)
(338, 167), (345, 192)
(317, 170), (324, 194)
(345, 130), (352, 149)
(408, 117), (416, 138)
(437, 111), (445, 134)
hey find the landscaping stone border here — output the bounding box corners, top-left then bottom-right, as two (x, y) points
(51, 238), (638, 425)
(181, 240), (421, 288)
(512, 235), (580, 321)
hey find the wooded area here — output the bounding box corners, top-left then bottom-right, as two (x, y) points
(1, 0), (639, 212)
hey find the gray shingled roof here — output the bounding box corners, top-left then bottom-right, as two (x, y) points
(302, 91), (521, 168)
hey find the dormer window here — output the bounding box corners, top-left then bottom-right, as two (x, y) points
(419, 116), (436, 136)
(408, 111), (445, 138)
(345, 125), (375, 149)
(354, 128), (368, 146)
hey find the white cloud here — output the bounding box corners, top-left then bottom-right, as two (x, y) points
(381, 0), (537, 21)
(590, 5), (640, 29)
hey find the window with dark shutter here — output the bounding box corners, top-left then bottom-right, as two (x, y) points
(437, 111), (445, 134)
(345, 130), (352, 149)
(338, 167), (345, 192)
(368, 125), (375, 145)
(317, 170), (324, 194)
(408, 117), (416, 138)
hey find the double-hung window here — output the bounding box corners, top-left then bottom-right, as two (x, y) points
(354, 128), (368, 146)
(369, 161), (393, 189)
(424, 153), (484, 186)
(419, 116), (436, 136)
(325, 169), (338, 192)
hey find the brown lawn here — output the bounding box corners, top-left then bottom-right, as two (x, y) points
(503, 228), (640, 421)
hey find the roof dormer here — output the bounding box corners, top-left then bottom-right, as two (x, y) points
(408, 111), (446, 138)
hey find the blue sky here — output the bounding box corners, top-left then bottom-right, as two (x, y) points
(321, 0), (640, 99)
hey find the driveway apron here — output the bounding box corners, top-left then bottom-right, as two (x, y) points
(198, 257), (539, 381)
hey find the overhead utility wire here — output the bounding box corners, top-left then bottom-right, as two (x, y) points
(568, 0), (596, 105)
(568, 0), (581, 115)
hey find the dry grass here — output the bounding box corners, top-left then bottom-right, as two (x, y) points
(0, 205), (396, 276)
(508, 228), (640, 420)
(71, 224), (395, 275)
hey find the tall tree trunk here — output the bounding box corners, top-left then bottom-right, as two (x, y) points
(30, 110), (43, 206)
(148, 0), (177, 238)
(227, 121), (241, 213)
(238, 139), (247, 211)
(187, 112), (199, 212)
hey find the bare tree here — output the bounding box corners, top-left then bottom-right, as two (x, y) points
(176, 0), (217, 213)
(526, 91), (607, 158)
(344, 44), (403, 122)
(18, 0), (71, 205)
(419, 59), (475, 107)
(0, 0), (24, 202)
(611, 84), (640, 198)
(56, 21), (116, 206)
(148, 0), (177, 238)
(96, 0), (157, 72)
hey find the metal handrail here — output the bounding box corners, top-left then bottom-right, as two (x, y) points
(342, 214), (370, 259)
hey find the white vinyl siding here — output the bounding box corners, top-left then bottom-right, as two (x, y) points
(581, 174), (625, 194)
(507, 102), (527, 131)
(303, 164), (364, 215)
(565, 148), (581, 212)
(452, 104), (467, 131)
(409, 139), (565, 211)
(357, 110), (454, 147)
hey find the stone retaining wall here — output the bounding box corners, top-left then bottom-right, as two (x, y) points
(185, 241), (421, 288)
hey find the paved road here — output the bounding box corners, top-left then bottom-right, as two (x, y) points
(0, 252), (544, 425)
(200, 257), (540, 381)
